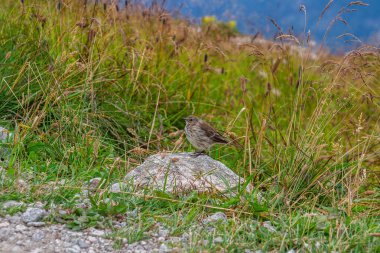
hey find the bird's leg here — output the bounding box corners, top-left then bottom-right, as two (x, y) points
(191, 150), (207, 157)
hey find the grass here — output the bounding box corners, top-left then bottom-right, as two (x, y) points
(0, 0), (379, 252)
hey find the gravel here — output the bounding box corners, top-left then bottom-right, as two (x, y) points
(0, 210), (191, 252)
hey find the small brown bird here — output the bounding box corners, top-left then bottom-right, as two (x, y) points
(184, 115), (233, 156)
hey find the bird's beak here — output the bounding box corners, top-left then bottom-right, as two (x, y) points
(183, 117), (189, 120)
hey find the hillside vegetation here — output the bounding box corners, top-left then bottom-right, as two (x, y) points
(0, 1), (379, 252)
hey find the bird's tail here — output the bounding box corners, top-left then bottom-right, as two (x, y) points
(225, 132), (244, 150)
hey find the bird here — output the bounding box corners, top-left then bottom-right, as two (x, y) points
(184, 115), (239, 156)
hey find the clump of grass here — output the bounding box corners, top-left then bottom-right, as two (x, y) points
(0, 0), (379, 251)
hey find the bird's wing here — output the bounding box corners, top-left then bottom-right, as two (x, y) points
(201, 122), (228, 144)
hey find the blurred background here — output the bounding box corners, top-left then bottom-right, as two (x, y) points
(119, 0), (380, 53)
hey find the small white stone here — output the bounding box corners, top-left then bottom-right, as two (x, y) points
(0, 221), (10, 228)
(214, 236), (223, 244)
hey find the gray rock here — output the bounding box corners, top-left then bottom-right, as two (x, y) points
(125, 153), (250, 194)
(1, 200), (24, 209)
(21, 207), (47, 223)
(203, 212), (227, 224)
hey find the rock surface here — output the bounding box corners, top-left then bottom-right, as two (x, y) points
(125, 153), (248, 194)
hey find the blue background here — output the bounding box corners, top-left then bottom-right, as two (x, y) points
(133, 0), (380, 52)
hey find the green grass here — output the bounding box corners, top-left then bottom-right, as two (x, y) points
(0, 0), (379, 252)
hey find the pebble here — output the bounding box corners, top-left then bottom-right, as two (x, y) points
(90, 229), (105, 237)
(22, 207), (47, 223)
(15, 224), (27, 231)
(202, 212), (227, 224)
(0, 221), (10, 228)
(32, 231), (45, 241)
(27, 222), (46, 227)
(214, 236), (223, 244)
(77, 239), (89, 249)
(58, 210), (68, 215)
